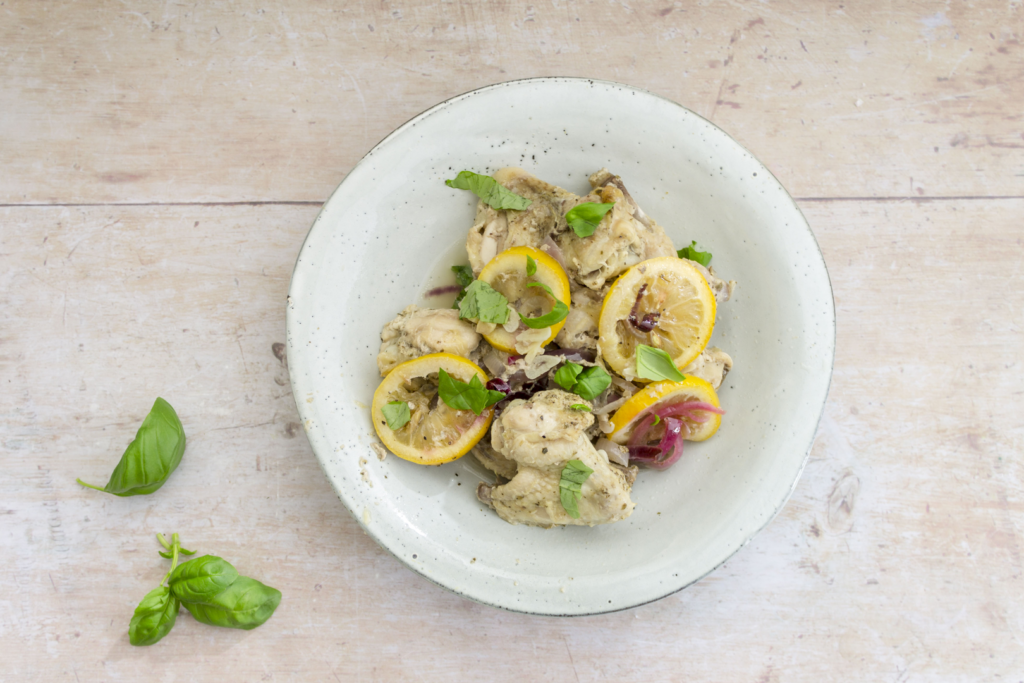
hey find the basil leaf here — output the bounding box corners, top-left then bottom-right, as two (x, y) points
(182, 576), (281, 631)
(565, 202), (615, 238)
(381, 401), (411, 430)
(573, 366), (612, 401)
(520, 282), (569, 329)
(559, 460), (594, 519)
(552, 363), (611, 401)
(570, 404), (592, 412)
(77, 397), (186, 496)
(451, 265), (474, 309)
(457, 280), (510, 324)
(445, 171), (532, 210)
(168, 555), (240, 604)
(635, 344), (686, 382)
(526, 255), (537, 277)
(552, 362), (584, 392)
(437, 369), (503, 415)
(451, 264), (474, 288)
(677, 240), (712, 267)
(129, 585), (179, 646)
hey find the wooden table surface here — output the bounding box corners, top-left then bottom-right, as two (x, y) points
(3, 1), (1022, 680)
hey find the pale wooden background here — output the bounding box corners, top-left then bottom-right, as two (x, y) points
(2, 1), (1022, 681)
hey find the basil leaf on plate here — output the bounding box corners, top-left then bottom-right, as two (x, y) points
(129, 585), (179, 646)
(451, 264), (475, 309)
(552, 362), (584, 392)
(182, 577), (282, 631)
(526, 255), (537, 277)
(445, 171), (532, 211)
(437, 369), (504, 415)
(168, 555), (240, 604)
(677, 241), (712, 267)
(572, 366), (612, 401)
(520, 282), (569, 329)
(635, 344), (686, 382)
(457, 280), (510, 325)
(559, 459), (594, 519)
(77, 397), (185, 497)
(552, 362), (611, 401)
(565, 202), (615, 238)
(381, 401), (411, 430)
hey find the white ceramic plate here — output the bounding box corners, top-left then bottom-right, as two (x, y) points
(286, 78), (835, 616)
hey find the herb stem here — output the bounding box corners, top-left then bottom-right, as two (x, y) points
(159, 533), (183, 585)
(76, 478), (107, 492)
(156, 532), (172, 550)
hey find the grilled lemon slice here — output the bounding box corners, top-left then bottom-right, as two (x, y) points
(476, 246), (571, 353)
(598, 257), (716, 379)
(372, 353), (493, 465)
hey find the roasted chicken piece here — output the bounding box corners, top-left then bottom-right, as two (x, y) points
(681, 347), (734, 389)
(553, 169), (677, 291)
(478, 390), (636, 527)
(377, 305), (481, 376)
(465, 167), (581, 274)
(553, 286), (605, 351)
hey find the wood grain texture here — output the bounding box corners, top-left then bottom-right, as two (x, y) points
(3, 0), (1023, 681)
(1, 0), (1022, 204)
(2, 199), (1021, 681)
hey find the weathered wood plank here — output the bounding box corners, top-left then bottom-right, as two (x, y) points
(1, 198), (1020, 680)
(1, 1), (1021, 204)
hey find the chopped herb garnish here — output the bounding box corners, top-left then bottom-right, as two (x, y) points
(635, 344), (686, 382)
(570, 404), (592, 412)
(526, 255), (537, 277)
(445, 171), (532, 211)
(437, 369), (505, 415)
(552, 361), (612, 401)
(458, 280), (510, 324)
(381, 401), (411, 430)
(565, 202), (615, 238)
(652, 414), (661, 427)
(520, 282), (569, 329)
(677, 241), (712, 267)
(559, 459), (594, 519)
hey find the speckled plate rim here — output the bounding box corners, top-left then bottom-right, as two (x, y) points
(286, 77), (836, 616)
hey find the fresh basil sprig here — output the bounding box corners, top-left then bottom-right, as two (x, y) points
(437, 368), (505, 415)
(677, 241), (712, 267)
(446, 171), (532, 210)
(77, 397), (185, 496)
(565, 202), (615, 238)
(451, 264), (474, 309)
(559, 459), (594, 519)
(521, 282), (569, 329)
(129, 533), (282, 646)
(458, 280), (510, 325)
(381, 401), (411, 430)
(552, 361), (612, 401)
(635, 344), (686, 382)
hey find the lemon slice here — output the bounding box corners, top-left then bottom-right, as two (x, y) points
(598, 257), (716, 379)
(372, 353), (493, 465)
(609, 375), (723, 445)
(477, 246), (571, 353)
